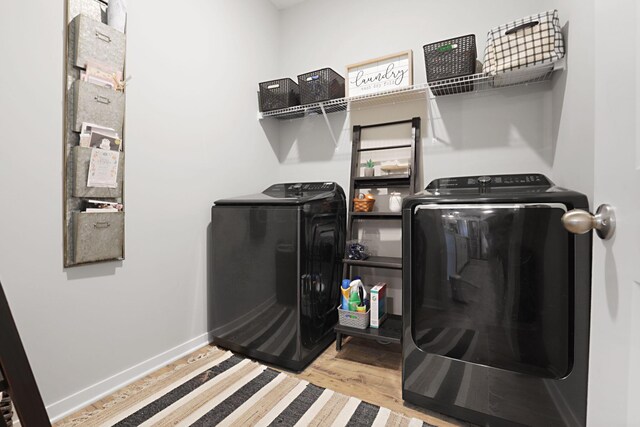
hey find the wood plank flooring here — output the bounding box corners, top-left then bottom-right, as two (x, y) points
(55, 338), (468, 426)
(274, 336), (466, 427)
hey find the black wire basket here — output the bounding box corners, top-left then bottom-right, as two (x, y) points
(424, 34), (477, 96)
(297, 68), (345, 105)
(258, 78), (300, 112)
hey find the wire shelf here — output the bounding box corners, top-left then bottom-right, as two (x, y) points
(428, 60), (563, 98)
(258, 59), (565, 120)
(258, 83), (429, 120)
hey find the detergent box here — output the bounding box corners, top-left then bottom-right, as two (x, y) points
(370, 282), (387, 328)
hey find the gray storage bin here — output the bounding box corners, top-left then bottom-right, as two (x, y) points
(72, 80), (125, 134)
(72, 146), (124, 198)
(338, 308), (370, 329)
(73, 211), (124, 264)
(72, 14), (125, 73)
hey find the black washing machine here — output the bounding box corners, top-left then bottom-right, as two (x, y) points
(210, 182), (345, 371)
(402, 174), (591, 426)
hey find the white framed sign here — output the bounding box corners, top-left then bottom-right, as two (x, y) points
(346, 50), (413, 97)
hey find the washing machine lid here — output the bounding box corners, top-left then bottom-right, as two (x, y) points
(215, 182), (340, 206)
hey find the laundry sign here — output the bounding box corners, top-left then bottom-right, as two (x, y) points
(346, 50), (413, 97)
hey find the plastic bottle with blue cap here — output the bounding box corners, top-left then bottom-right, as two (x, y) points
(341, 279), (351, 310)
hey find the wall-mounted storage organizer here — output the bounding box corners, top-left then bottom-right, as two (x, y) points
(63, 0), (127, 267)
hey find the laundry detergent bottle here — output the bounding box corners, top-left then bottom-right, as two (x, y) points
(341, 279), (351, 310)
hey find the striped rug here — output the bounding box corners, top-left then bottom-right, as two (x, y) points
(55, 347), (434, 427)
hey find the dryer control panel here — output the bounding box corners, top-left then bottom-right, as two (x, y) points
(427, 174), (552, 190)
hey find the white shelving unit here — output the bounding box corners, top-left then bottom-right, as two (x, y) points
(257, 59), (566, 145)
(257, 83), (428, 120)
(427, 59), (564, 96)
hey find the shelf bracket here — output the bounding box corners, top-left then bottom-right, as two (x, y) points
(427, 93), (440, 145)
(319, 103), (339, 148)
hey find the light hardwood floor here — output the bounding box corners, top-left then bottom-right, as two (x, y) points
(273, 336), (466, 427)
(56, 338), (467, 426)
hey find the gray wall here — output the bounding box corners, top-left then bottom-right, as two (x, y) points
(0, 0), (280, 420)
(550, 0), (595, 201)
(272, 0), (559, 192)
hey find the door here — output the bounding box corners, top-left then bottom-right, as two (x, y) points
(587, 1), (640, 425)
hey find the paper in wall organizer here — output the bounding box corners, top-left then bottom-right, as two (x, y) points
(72, 146), (124, 198)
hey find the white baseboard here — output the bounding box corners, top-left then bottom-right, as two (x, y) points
(46, 333), (211, 422)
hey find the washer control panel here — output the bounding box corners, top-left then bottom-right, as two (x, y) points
(262, 182), (337, 198)
(285, 182), (335, 192)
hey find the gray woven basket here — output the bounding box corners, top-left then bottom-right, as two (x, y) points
(338, 308), (370, 329)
